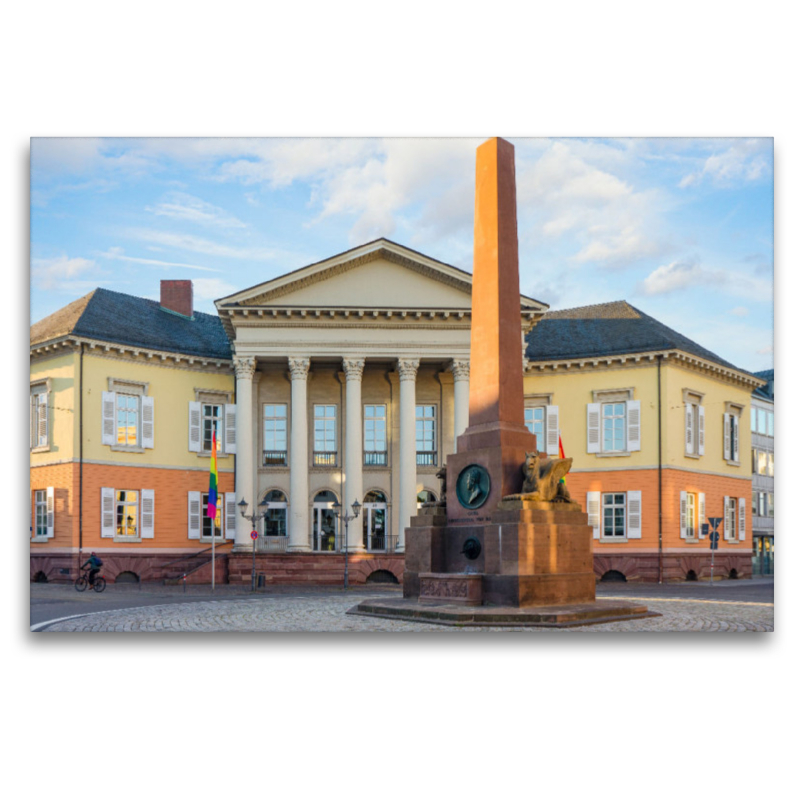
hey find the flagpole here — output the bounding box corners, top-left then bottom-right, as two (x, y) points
(212, 516), (216, 593)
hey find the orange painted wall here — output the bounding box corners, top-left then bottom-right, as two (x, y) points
(567, 468), (752, 552)
(30, 463), (233, 551)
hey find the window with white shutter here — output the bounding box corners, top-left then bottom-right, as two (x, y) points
(101, 487), (115, 538)
(224, 405), (237, 454)
(685, 404), (694, 455)
(738, 497), (746, 541)
(723, 495), (733, 541)
(586, 404), (601, 454)
(586, 491), (601, 539)
(141, 397), (155, 449)
(732, 415), (740, 463)
(626, 400), (641, 452)
(30, 385), (50, 450)
(680, 491), (688, 539)
(698, 493), (706, 536)
(102, 392), (116, 445)
(545, 405), (559, 456)
(188, 401), (202, 452)
(225, 493), (237, 539)
(698, 406), (705, 456)
(46, 486), (55, 538)
(188, 491), (202, 539)
(140, 489), (155, 539)
(626, 490), (642, 539)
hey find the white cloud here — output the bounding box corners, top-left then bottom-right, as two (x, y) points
(679, 139), (772, 188)
(125, 229), (276, 261)
(146, 192), (246, 228)
(728, 306), (749, 317)
(100, 246), (221, 273)
(31, 255), (98, 290)
(639, 259), (772, 301)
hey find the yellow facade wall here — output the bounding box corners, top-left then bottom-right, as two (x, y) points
(30, 351), (77, 466)
(81, 352), (235, 470)
(523, 362), (660, 469)
(662, 361), (753, 477)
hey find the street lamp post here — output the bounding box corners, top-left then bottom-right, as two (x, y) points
(332, 499), (361, 590)
(239, 497), (270, 592)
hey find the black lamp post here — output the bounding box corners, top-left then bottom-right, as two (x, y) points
(239, 497), (270, 591)
(333, 498), (361, 590)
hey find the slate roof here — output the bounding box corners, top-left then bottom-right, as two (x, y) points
(752, 369), (774, 400)
(30, 288), (232, 360)
(525, 300), (753, 376)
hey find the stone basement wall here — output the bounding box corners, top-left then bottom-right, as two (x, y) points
(593, 552), (752, 582)
(227, 553), (405, 586)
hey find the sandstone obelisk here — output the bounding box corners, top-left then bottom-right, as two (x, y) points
(447, 137), (537, 517)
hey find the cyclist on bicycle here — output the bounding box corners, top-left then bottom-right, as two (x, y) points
(81, 552), (103, 586)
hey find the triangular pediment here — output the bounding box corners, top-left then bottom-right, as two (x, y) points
(216, 239), (546, 311)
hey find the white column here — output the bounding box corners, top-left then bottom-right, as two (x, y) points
(451, 360), (470, 444)
(288, 357), (311, 552)
(343, 357), (366, 553)
(233, 356), (256, 550)
(397, 358), (420, 553)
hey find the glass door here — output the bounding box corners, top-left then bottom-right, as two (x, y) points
(313, 491), (338, 551)
(362, 491), (388, 551)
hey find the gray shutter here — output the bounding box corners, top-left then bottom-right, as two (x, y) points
(30, 394), (36, 449)
(626, 490), (642, 539)
(141, 396), (155, 449)
(224, 404), (237, 454)
(733, 415), (739, 462)
(698, 492), (706, 536)
(545, 405), (559, 456)
(738, 497), (746, 541)
(46, 486), (55, 538)
(685, 404), (693, 455)
(698, 406), (705, 456)
(141, 489), (155, 538)
(587, 403), (601, 454)
(586, 491), (601, 539)
(680, 491), (687, 539)
(188, 491), (201, 539)
(101, 487), (115, 538)
(188, 402), (201, 453)
(723, 413), (731, 460)
(626, 400), (641, 452)
(723, 495), (731, 540)
(225, 493), (237, 539)
(37, 392), (49, 447)
(102, 392), (116, 446)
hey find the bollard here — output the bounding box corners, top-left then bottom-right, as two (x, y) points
(183, 574), (187, 593)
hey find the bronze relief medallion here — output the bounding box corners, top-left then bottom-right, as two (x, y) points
(456, 464), (491, 509)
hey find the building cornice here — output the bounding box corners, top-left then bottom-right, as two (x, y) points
(524, 349), (764, 390)
(30, 336), (233, 372)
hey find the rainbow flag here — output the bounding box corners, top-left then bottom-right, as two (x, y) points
(207, 430), (218, 519)
(558, 435), (567, 484)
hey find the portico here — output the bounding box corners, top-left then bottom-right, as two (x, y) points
(216, 239), (545, 561)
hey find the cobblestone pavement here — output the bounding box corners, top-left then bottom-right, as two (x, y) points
(38, 593), (773, 632)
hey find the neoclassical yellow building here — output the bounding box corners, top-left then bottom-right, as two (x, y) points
(30, 239), (764, 584)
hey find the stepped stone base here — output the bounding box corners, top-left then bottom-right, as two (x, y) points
(348, 597), (659, 628)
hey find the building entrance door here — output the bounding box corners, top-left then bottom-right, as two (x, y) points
(313, 490), (338, 551)
(362, 490), (389, 551)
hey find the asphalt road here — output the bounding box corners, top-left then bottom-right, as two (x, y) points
(29, 577), (773, 629)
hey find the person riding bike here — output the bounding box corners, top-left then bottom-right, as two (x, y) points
(81, 552), (103, 586)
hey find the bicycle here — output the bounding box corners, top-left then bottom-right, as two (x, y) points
(75, 567), (107, 593)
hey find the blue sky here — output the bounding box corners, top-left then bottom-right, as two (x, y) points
(30, 137), (773, 372)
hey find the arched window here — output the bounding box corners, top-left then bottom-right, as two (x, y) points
(313, 491), (338, 551)
(363, 491), (389, 551)
(417, 490), (437, 509)
(263, 490), (287, 537)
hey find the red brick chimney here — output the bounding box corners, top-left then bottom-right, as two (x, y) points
(160, 280), (193, 318)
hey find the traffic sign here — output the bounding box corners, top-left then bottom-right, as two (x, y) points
(709, 530), (719, 550)
(701, 523), (709, 537)
(250, 530), (258, 540)
(707, 517), (722, 530)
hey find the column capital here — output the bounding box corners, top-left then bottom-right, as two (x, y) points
(343, 357), (366, 381)
(450, 360), (470, 381)
(233, 356), (257, 379)
(397, 358), (420, 382)
(288, 357), (311, 381)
